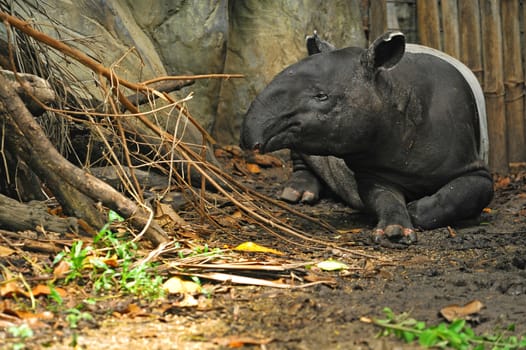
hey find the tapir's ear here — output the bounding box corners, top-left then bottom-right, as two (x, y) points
(361, 31), (405, 73)
(306, 31), (336, 56)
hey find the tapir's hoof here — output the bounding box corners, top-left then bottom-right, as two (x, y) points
(280, 187), (300, 202)
(280, 187), (317, 203)
(373, 225), (417, 245)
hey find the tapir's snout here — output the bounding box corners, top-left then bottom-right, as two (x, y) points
(239, 116), (263, 151)
(240, 98), (274, 153)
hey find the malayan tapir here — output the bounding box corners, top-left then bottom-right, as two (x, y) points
(240, 31), (494, 244)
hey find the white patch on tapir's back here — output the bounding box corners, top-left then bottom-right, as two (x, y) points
(405, 44), (489, 165)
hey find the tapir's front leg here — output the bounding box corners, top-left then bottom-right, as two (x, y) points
(407, 169), (493, 229)
(357, 179), (417, 244)
(280, 151), (321, 203)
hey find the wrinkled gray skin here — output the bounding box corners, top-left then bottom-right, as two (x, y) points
(240, 31), (494, 244)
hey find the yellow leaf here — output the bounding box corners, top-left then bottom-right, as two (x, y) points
(233, 242), (283, 255)
(163, 277), (202, 294)
(0, 245), (15, 257)
(246, 163), (261, 174)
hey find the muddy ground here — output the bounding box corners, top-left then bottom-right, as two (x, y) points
(1, 156), (526, 349)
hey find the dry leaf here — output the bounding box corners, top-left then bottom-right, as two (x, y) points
(303, 272), (337, 284)
(217, 215), (242, 227)
(217, 145), (243, 158)
(102, 256), (119, 268)
(122, 303), (151, 318)
(246, 163), (261, 174)
(337, 228), (363, 234)
(0, 280), (26, 297)
(155, 202), (187, 226)
(193, 272), (292, 288)
(440, 299), (484, 322)
(125, 303), (142, 314)
(0, 245), (15, 257)
(31, 284), (67, 297)
(87, 256), (119, 269)
(234, 242), (283, 255)
(213, 335), (273, 347)
(495, 176), (511, 190)
(53, 260), (71, 279)
(231, 210), (243, 219)
(214, 147), (230, 158)
(11, 309), (54, 321)
(251, 153), (283, 167)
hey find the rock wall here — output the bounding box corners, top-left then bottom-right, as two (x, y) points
(31, 0), (365, 145)
(213, 0), (365, 143)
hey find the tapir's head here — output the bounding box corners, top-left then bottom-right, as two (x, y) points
(240, 32), (406, 156)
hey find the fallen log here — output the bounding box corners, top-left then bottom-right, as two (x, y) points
(0, 193), (77, 233)
(0, 69), (56, 115)
(0, 70), (57, 201)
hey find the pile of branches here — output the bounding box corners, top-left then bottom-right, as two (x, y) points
(0, 2), (346, 252)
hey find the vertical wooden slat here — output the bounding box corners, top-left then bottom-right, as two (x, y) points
(369, 0), (387, 42)
(481, 0), (508, 173)
(521, 1), (526, 165)
(416, 0), (441, 49)
(502, 0), (526, 163)
(458, 0), (483, 83)
(441, 0), (460, 58)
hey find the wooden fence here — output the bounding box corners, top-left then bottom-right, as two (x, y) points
(365, 0), (526, 174)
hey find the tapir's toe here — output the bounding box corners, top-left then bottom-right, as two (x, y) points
(280, 187), (318, 203)
(373, 225), (417, 245)
(280, 170), (321, 204)
(280, 187), (303, 203)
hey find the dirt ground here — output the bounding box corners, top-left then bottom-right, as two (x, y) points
(1, 156), (526, 349)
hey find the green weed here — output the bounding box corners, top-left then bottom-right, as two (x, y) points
(53, 210), (165, 300)
(7, 323), (34, 350)
(65, 307), (94, 329)
(369, 307), (526, 350)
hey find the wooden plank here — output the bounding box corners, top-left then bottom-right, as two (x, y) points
(481, 0), (508, 173)
(369, 0), (387, 42)
(416, 0), (441, 49)
(458, 0), (483, 82)
(502, 0), (526, 162)
(441, 0), (460, 58)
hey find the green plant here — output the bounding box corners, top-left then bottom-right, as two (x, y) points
(93, 210), (124, 244)
(52, 210), (165, 300)
(7, 323), (34, 350)
(65, 307), (93, 329)
(178, 244), (223, 259)
(367, 307), (526, 350)
(53, 239), (93, 283)
(47, 283), (63, 305)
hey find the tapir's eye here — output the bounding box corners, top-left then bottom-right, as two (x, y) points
(314, 92), (328, 101)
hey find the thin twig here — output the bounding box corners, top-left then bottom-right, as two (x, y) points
(141, 74), (244, 85)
